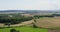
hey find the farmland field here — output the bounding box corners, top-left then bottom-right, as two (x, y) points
(0, 26), (48, 32)
(34, 17), (60, 29)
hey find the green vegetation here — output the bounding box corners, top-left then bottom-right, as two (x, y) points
(34, 14), (54, 19)
(0, 14), (49, 32)
(0, 14), (33, 24)
(10, 29), (19, 32)
(0, 26), (48, 32)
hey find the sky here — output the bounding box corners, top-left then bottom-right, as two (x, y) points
(0, 0), (60, 10)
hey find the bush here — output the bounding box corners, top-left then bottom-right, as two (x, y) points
(10, 29), (20, 32)
(33, 24), (37, 28)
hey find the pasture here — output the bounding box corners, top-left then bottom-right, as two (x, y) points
(0, 26), (48, 32)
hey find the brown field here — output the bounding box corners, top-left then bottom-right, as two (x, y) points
(34, 17), (60, 28)
(48, 29), (60, 32)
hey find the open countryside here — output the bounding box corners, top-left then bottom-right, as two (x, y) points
(0, 10), (60, 32)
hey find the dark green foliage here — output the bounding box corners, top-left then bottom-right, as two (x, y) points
(0, 14), (33, 24)
(10, 29), (20, 32)
(5, 23), (11, 27)
(10, 29), (16, 32)
(33, 24), (37, 28)
(34, 15), (54, 19)
(34, 19), (36, 22)
(0, 17), (33, 24)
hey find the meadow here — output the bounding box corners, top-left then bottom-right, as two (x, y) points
(0, 26), (48, 32)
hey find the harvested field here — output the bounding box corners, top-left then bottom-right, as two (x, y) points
(34, 17), (60, 28)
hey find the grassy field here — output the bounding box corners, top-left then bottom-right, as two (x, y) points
(0, 26), (48, 32)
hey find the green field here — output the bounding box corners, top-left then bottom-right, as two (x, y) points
(0, 26), (48, 32)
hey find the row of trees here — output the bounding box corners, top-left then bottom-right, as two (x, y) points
(34, 15), (54, 19)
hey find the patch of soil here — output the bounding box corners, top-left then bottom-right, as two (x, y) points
(48, 29), (60, 32)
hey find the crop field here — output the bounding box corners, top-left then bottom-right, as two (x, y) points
(34, 17), (60, 29)
(0, 26), (48, 32)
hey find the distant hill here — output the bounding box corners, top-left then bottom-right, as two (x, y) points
(0, 10), (60, 14)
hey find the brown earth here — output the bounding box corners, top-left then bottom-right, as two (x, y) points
(48, 29), (60, 32)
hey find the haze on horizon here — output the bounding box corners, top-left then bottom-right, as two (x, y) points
(0, 0), (60, 10)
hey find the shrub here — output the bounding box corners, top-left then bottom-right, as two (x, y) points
(10, 29), (20, 32)
(33, 24), (37, 28)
